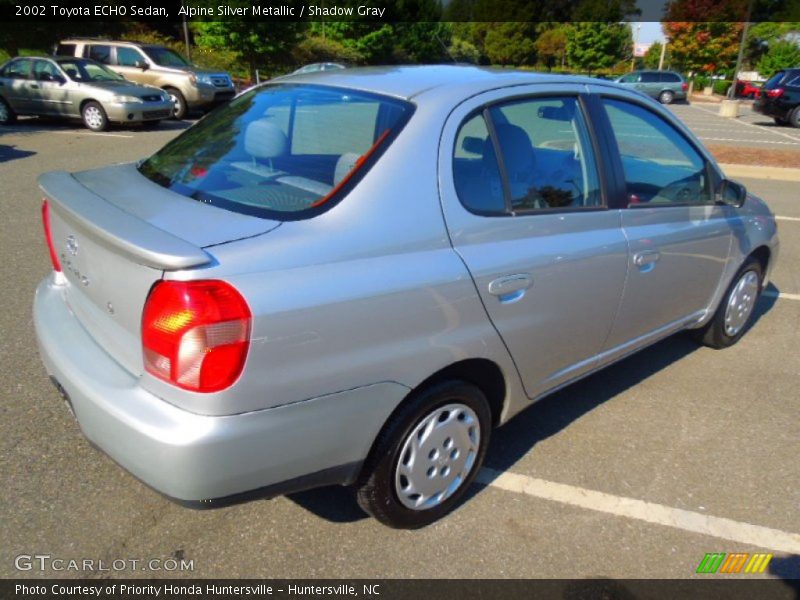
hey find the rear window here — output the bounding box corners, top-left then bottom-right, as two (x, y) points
(138, 84), (413, 220)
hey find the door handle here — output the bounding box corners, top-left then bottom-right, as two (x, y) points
(633, 250), (661, 267)
(488, 274), (532, 303)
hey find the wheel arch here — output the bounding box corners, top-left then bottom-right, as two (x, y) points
(749, 245), (771, 274)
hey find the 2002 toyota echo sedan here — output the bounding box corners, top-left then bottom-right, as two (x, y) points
(34, 66), (779, 528)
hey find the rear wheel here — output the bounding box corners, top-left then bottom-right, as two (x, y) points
(356, 381), (491, 529)
(658, 90), (675, 104)
(81, 101), (108, 132)
(0, 97), (16, 125)
(166, 88), (187, 119)
(691, 257), (763, 349)
(789, 106), (800, 128)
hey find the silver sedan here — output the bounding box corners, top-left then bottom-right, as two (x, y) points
(0, 56), (173, 131)
(33, 66), (778, 528)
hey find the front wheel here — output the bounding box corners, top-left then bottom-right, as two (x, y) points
(356, 381), (491, 529)
(166, 88), (188, 119)
(692, 258), (763, 349)
(659, 90), (675, 104)
(82, 101), (108, 131)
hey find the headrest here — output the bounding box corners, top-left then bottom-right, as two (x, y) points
(245, 119), (288, 159)
(334, 152), (360, 186)
(484, 123), (534, 174)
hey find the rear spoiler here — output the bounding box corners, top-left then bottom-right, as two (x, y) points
(39, 171), (211, 270)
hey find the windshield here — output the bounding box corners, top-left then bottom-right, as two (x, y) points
(138, 84), (414, 219)
(60, 60), (124, 82)
(144, 47), (190, 67)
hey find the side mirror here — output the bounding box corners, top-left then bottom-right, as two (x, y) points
(55, 75), (67, 85)
(461, 136), (485, 155)
(135, 60), (149, 71)
(716, 179), (747, 208)
(538, 104), (575, 121)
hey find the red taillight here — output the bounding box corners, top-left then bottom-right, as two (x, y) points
(766, 88), (784, 98)
(681, 82), (688, 91)
(142, 280), (251, 393)
(41, 200), (61, 272)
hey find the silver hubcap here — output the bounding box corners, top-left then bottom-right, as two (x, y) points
(84, 106), (103, 129)
(724, 270), (759, 337)
(170, 94), (181, 112)
(394, 403), (480, 510)
(0, 102), (8, 122)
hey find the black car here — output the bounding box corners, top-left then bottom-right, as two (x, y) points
(753, 68), (800, 127)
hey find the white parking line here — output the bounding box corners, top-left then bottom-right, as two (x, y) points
(776, 216), (800, 222)
(689, 103), (800, 143)
(48, 130), (134, 139)
(763, 290), (800, 301)
(699, 137), (800, 146)
(477, 468), (800, 554)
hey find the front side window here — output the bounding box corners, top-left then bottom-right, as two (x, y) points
(116, 47), (146, 67)
(33, 60), (62, 82)
(138, 84), (413, 219)
(603, 98), (711, 206)
(60, 60), (124, 82)
(143, 47), (189, 67)
(640, 72), (659, 83)
(619, 73), (638, 83)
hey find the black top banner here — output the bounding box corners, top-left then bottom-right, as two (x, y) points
(0, 0), (799, 22)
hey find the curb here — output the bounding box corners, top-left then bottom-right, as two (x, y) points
(719, 163), (800, 182)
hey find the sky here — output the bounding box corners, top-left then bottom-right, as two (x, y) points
(636, 22), (666, 44)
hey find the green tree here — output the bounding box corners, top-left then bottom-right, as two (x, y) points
(566, 23), (632, 72)
(535, 25), (569, 70)
(483, 22), (537, 66)
(757, 39), (800, 77)
(746, 22), (800, 67)
(643, 41), (666, 69)
(663, 22), (743, 73)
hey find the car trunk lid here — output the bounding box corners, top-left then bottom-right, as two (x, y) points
(39, 165), (279, 375)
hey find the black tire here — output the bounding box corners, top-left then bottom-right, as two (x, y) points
(789, 106), (800, 129)
(165, 88), (187, 119)
(0, 97), (17, 125)
(658, 90), (675, 104)
(691, 257), (763, 349)
(81, 101), (108, 132)
(141, 120), (162, 129)
(355, 380), (492, 529)
(773, 117), (788, 126)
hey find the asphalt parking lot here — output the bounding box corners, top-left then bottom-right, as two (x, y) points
(1, 117), (798, 582)
(670, 101), (800, 150)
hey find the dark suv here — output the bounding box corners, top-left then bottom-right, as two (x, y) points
(753, 68), (800, 127)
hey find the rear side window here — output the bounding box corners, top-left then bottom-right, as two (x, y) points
(138, 84), (413, 220)
(85, 45), (111, 64)
(660, 73), (681, 82)
(1, 59), (32, 79)
(763, 71), (786, 90)
(640, 72), (659, 83)
(603, 98), (711, 206)
(55, 43), (76, 57)
(453, 113), (506, 214)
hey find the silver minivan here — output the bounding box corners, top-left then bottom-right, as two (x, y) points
(615, 70), (688, 104)
(34, 66), (778, 528)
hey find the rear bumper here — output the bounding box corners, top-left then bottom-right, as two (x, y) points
(752, 99), (791, 120)
(33, 276), (408, 502)
(105, 100), (174, 123)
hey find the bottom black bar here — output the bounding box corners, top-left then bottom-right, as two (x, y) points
(2, 579), (799, 600)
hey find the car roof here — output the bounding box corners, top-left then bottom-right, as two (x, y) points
(277, 64), (606, 101)
(59, 39), (142, 46)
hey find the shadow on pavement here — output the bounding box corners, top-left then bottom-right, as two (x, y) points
(1, 115), (193, 134)
(286, 289), (779, 524)
(770, 555), (800, 594)
(0, 144), (36, 163)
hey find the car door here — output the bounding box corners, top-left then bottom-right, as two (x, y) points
(594, 92), (734, 354)
(0, 58), (34, 113)
(30, 60), (72, 116)
(439, 85), (629, 399)
(112, 46), (152, 85)
(638, 72), (660, 99)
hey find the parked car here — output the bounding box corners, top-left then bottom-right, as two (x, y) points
(292, 62), (347, 75)
(735, 79), (762, 99)
(34, 66), (778, 528)
(54, 39), (235, 119)
(753, 68), (800, 127)
(615, 70), (688, 104)
(0, 56), (173, 130)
